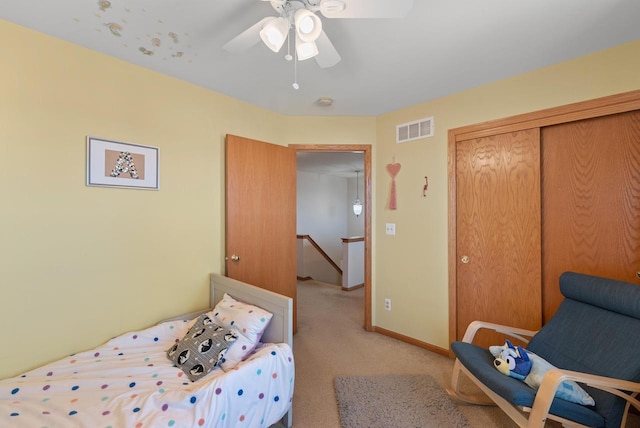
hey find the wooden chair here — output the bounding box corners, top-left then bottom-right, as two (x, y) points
(448, 272), (640, 427)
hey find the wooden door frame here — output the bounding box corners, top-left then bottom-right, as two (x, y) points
(290, 144), (373, 331)
(448, 90), (640, 354)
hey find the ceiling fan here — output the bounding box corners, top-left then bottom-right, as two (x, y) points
(222, 0), (414, 70)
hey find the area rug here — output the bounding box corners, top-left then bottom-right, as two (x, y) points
(334, 374), (471, 428)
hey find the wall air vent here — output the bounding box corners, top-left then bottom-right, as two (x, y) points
(396, 116), (434, 144)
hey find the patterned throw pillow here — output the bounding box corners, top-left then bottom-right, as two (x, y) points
(166, 313), (238, 382)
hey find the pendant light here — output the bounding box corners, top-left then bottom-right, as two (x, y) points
(353, 170), (363, 217)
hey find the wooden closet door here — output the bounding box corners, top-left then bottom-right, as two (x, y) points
(456, 129), (542, 345)
(541, 110), (640, 322)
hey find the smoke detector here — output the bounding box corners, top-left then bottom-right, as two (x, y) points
(316, 97), (334, 107)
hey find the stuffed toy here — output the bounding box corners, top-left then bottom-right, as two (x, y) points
(490, 340), (532, 380)
(489, 340), (596, 405)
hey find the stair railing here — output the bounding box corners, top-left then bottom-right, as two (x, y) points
(296, 234), (342, 277)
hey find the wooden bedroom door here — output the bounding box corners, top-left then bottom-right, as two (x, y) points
(455, 129), (542, 346)
(225, 134), (298, 331)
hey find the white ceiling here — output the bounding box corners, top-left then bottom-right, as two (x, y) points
(2, 0), (639, 117)
(297, 151), (364, 177)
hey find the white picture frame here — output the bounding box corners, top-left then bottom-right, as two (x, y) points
(86, 137), (159, 189)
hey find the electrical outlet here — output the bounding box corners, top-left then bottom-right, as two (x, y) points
(385, 223), (396, 235)
(384, 298), (392, 311)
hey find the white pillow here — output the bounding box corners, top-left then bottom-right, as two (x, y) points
(208, 293), (273, 370)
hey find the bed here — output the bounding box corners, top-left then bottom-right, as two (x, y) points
(0, 273), (294, 428)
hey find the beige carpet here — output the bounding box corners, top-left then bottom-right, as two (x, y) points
(292, 280), (519, 428)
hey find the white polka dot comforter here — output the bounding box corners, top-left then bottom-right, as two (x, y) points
(0, 319), (295, 428)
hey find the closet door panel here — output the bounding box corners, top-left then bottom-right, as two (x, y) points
(456, 129), (542, 345)
(541, 110), (640, 322)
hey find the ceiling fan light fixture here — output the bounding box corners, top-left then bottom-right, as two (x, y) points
(294, 9), (322, 42)
(259, 17), (289, 52)
(295, 37), (319, 60)
(320, 0), (346, 15)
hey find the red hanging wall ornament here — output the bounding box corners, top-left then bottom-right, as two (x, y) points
(386, 162), (401, 210)
(423, 176), (429, 197)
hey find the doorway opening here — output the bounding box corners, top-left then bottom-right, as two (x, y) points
(291, 144), (372, 331)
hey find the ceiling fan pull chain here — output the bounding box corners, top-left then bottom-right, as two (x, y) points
(293, 52), (300, 90)
(285, 27), (293, 62)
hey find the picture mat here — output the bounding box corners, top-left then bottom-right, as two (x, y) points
(87, 137), (158, 189)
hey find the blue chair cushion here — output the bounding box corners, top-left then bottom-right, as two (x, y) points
(451, 341), (605, 427)
(559, 271), (640, 320)
(527, 272), (640, 427)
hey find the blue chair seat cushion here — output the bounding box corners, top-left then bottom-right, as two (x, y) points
(451, 341), (604, 427)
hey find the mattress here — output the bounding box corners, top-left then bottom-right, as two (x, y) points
(0, 319), (294, 427)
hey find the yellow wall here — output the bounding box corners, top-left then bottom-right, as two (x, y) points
(0, 20), (374, 378)
(373, 40), (640, 348)
(1, 17), (639, 379)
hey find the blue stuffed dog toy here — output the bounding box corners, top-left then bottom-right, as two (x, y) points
(490, 340), (532, 380)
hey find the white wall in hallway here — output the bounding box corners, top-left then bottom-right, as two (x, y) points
(297, 171), (347, 285)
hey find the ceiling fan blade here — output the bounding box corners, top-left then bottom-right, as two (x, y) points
(222, 17), (273, 53)
(314, 31), (341, 68)
(321, 0), (414, 19)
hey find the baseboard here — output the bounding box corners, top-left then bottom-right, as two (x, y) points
(297, 276), (313, 281)
(373, 326), (450, 357)
(341, 283), (364, 291)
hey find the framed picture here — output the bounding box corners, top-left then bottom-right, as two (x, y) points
(86, 137), (159, 189)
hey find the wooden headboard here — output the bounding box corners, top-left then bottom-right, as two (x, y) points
(162, 273), (293, 348)
(209, 273), (293, 348)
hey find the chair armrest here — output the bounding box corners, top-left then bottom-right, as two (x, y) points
(528, 368), (640, 427)
(461, 320), (538, 344)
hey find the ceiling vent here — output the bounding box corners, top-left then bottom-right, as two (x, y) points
(396, 116), (434, 144)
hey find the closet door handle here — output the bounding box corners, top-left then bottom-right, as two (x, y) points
(461, 255), (470, 264)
